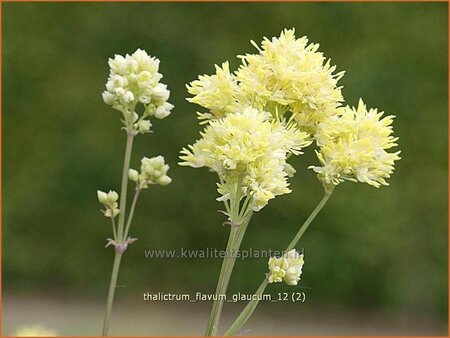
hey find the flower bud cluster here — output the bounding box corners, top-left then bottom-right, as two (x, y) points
(267, 249), (304, 286)
(102, 49), (174, 133)
(97, 190), (120, 218)
(129, 155), (172, 189)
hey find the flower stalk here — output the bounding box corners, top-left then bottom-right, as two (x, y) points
(223, 188), (334, 336)
(116, 132), (135, 240)
(98, 49), (173, 336)
(102, 251), (123, 336)
(102, 132), (134, 336)
(205, 178), (253, 336)
(205, 216), (252, 336)
(223, 279), (268, 336)
(181, 29), (400, 337)
(123, 188), (141, 240)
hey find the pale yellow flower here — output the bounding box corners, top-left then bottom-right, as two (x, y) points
(236, 29), (344, 133)
(310, 99), (401, 188)
(186, 29), (344, 135)
(187, 62), (240, 120)
(179, 107), (310, 211)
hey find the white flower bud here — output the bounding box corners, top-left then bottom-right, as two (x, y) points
(163, 102), (174, 111)
(135, 120), (151, 133)
(129, 169), (139, 182)
(154, 105), (171, 119)
(126, 58), (139, 72)
(112, 209), (120, 217)
(102, 91), (115, 105)
(158, 175), (172, 186)
(139, 95), (150, 104)
(112, 75), (127, 88)
(104, 208), (120, 218)
(136, 71), (153, 88)
(144, 104), (156, 116)
(108, 55), (127, 74)
(107, 190), (119, 203)
(115, 87), (125, 96)
(97, 190), (109, 204)
(105, 80), (115, 92)
(152, 83), (170, 101)
(123, 91), (134, 103)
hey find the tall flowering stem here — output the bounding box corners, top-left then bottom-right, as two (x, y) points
(223, 188), (333, 336)
(182, 29), (400, 337)
(179, 109), (309, 336)
(117, 132), (135, 240)
(223, 279), (268, 336)
(102, 249), (123, 336)
(98, 49), (173, 336)
(205, 181), (253, 335)
(101, 132), (134, 336)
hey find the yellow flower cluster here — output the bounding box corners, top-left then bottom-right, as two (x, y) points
(184, 29), (400, 198)
(310, 100), (401, 188)
(187, 62), (238, 121)
(187, 29), (344, 135)
(268, 249), (305, 286)
(180, 108), (310, 211)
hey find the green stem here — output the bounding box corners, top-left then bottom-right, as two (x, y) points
(102, 131), (135, 336)
(205, 227), (238, 336)
(285, 188), (333, 252)
(123, 188), (141, 240)
(223, 189), (334, 336)
(117, 132), (134, 241)
(111, 218), (117, 241)
(205, 213), (252, 336)
(102, 251), (123, 336)
(223, 279), (268, 336)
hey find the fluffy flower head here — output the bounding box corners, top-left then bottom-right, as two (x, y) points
(187, 62), (238, 120)
(310, 99), (401, 188)
(237, 29), (344, 132)
(179, 107), (310, 211)
(186, 29), (344, 136)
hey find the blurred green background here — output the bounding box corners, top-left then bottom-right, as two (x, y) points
(3, 2), (448, 336)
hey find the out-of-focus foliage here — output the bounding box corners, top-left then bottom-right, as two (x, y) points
(3, 1), (447, 326)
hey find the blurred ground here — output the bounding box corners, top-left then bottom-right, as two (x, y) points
(4, 293), (446, 336)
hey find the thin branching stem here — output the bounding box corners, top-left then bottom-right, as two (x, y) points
(223, 189), (334, 336)
(123, 188), (141, 240)
(102, 131), (135, 336)
(205, 178), (253, 336)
